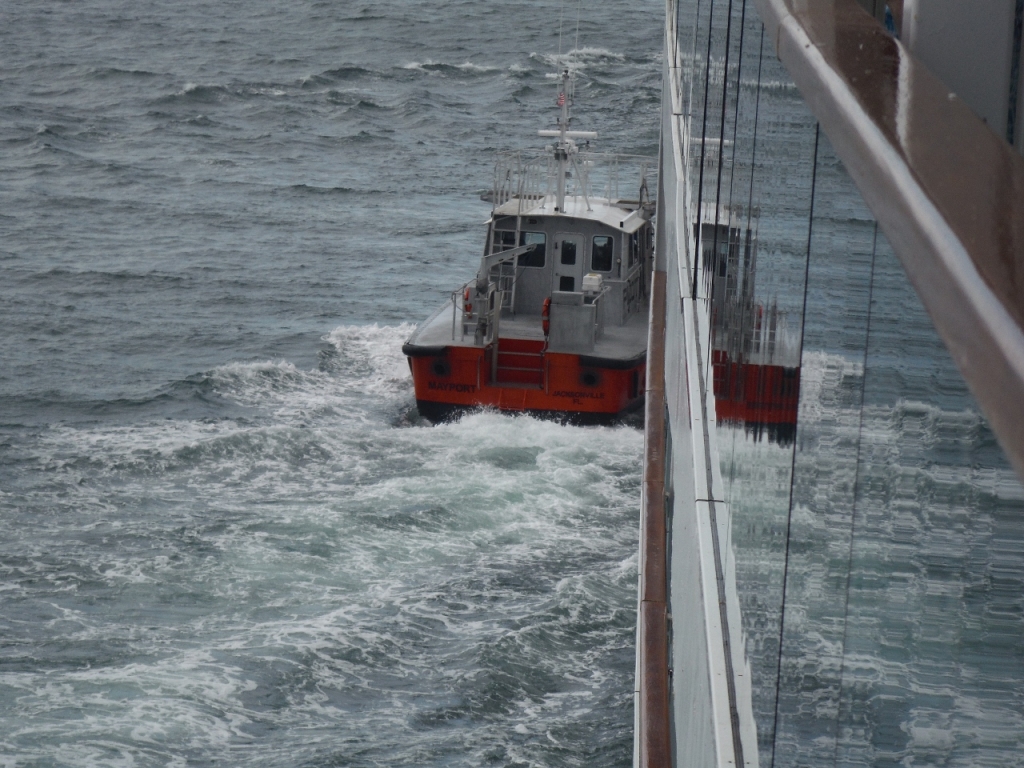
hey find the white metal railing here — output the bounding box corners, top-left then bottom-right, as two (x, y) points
(492, 150), (658, 212)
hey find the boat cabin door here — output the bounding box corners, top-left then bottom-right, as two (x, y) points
(553, 233), (584, 293)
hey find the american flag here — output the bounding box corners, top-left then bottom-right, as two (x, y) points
(556, 92), (565, 107)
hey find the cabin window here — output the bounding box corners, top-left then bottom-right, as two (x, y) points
(491, 229), (545, 267)
(560, 239), (577, 265)
(493, 229), (516, 251)
(519, 231), (546, 267)
(629, 232), (640, 267)
(592, 236), (614, 272)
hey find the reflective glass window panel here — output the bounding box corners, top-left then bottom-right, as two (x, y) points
(592, 236), (613, 271)
(559, 239), (577, 265)
(519, 231), (545, 268)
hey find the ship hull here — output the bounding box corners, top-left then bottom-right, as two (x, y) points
(405, 341), (645, 422)
(711, 350), (800, 445)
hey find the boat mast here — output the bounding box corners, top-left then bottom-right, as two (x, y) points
(556, 69), (570, 213)
(539, 69), (597, 213)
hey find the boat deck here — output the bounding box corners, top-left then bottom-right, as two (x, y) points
(409, 301), (649, 362)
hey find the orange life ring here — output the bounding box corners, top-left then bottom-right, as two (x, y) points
(463, 287), (472, 314)
(541, 297), (551, 336)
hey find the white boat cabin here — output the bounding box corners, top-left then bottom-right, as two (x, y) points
(481, 195), (653, 352)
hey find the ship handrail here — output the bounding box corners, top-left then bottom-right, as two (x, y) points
(454, 279), (476, 339)
(750, 0), (1024, 476)
(637, 269), (671, 768)
(495, 149), (657, 161)
(491, 150), (659, 214)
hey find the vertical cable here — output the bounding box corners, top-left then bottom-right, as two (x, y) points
(692, 0), (718, 299)
(830, 221), (880, 767)
(707, 0), (738, 388)
(730, 25), (764, 422)
(1008, 0), (1024, 144)
(725, 0), (750, 218)
(556, 0), (565, 106)
(768, 122), (820, 768)
(676, 0), (689, 80)
(557, 0), (564, 62)
(570, 0), (582, 101)
(683, 0), (703, 119)
(744, 26), (764, 239)
(718, 0), (749, 484)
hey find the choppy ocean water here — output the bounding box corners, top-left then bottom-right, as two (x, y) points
(0, 1), (661, 765)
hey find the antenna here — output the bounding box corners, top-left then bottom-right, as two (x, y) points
(542, 69), (597, 213)
(557, 0), (565, 62)
(572, 0), (582, 101)
(542, 1), (594, 214)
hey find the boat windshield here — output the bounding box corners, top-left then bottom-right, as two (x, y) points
(492, 229), (546, 267)
(520, 232), (546, 267)
(592, 235), (613, 271)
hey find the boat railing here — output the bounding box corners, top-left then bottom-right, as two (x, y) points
(491, 150), (658, 212)
(624, 270), (645, 319)
(453, 281), (473, 340)
(457, 280), (504, 348)
(492, 151), (551, 211)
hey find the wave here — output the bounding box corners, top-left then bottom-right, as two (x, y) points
(86, 67), (159, 80)
(152, 82), (288, 108)
(511, 84), (537, 100)
(300, 65), (375, 88)
(152, 82), (231, 106)
(182, 114), (219, 127)
(28, 267), (186, 284)
(34, 123), (69, 137)
(352, 97), (388, 111)
(338, 129), (392, 144)
(451, 61), (501, 73)
(531, 47), (628, 71)
(401, 60), (502, 77)
(2, 315), (644, 766)
(280, 183), (356, 196)
(18, 322), (641, 482)
(322, 323), (416, 398)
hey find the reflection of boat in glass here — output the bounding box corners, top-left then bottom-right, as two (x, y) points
(403, 71), (656, 422)
(701, 219), (801, 444)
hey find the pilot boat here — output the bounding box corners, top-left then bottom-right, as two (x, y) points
(403, 70), (656, 422)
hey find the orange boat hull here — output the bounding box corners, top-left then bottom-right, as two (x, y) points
(407, 341), (645, 421)
(711, 350), (800, 444)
